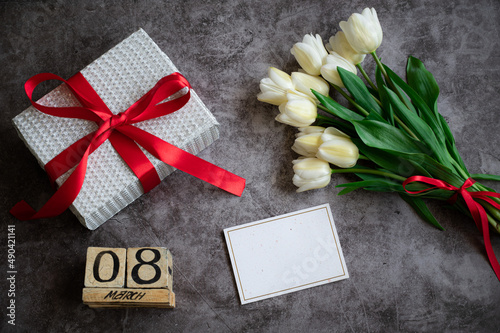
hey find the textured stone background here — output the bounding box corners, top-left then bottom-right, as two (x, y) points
(1, 0), (500, 332)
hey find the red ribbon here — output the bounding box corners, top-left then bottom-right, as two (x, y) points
(403, 175), (500, 281)
(11, 72), (245, 220)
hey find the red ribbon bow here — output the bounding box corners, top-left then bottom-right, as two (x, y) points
(11, 72), (245, 221)
(403, 175), (500, 281)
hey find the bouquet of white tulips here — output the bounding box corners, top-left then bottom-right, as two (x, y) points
(257, 8), (500, 281)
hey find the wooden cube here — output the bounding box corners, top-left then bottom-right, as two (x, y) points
(84, 247), (127, 288)
(126, 247), (172, 289)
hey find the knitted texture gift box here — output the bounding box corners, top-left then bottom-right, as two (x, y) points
(12, 29), (220, 230)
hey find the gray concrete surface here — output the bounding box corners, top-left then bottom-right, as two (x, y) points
(1, 0), (500, 332)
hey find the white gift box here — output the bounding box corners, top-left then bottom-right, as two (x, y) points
(12, 29), (219, 230)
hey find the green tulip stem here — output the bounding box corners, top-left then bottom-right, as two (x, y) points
(481, 201), (500, 226)
(358, 154), (370, 161)
(481, 207), (500, 234)
(487, 213), (500, 234)
(393, 115), (419, 140)
(475, 183), (500, 210)
(373, 95), (383, 107)
(370, 51), (412, 111)
(331, 167), (407, 182)
(450, 159), (469, 178)
(330, 83), (369, 116)
(356, 63), (378, 91)
(316, 113), (336, 121)
(455, 201), (500, 234)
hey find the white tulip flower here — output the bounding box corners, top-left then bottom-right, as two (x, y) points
(291, 72), (329, 100)
(316, 128), (359, 168)
(257, 67), (295, 105)
(320, 53), (357, 88)
(293, 126), (353, 159)
(276, 93), (317, 127)
(290, 34), (329, 76)
(292, 132), (324, 157)
(326, 31), (366, 65)
(292, 157), (332, 192)
(285, 89), (316, 103)
(339, 8), (383, 54)
(296, 126), (326, 137)
(320, 127), (351, 142)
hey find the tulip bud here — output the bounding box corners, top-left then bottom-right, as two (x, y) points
(339, 8), (383, 54)
(326, 31), (366, 65)
(320, 53), (357, 88)
(276, 93), (317, 127)
(292, 132), (323, 157)
(316, 128), (359, 168)
(320, 127), (350, 141)
(296, 126), (326, 137)
(292, 157), (332, 192)
(257, 67), (295, 105)
(285, 89), (316, 103)
(291, 72), (329, 100)
(290, 34), (329, 76)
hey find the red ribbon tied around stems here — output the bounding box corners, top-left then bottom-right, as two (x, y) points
(403, 175), (500, 281)
(10, 72), (245, 221)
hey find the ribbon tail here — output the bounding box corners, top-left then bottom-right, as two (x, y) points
(118, 125), (245, 196)
(463, 194), (500, 281)
(9, 200), (38, 220)
(477, 204), (500, 282)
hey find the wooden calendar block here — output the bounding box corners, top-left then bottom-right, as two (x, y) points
(83, 246), (175, 308)
(84, 247), (126, 288)
(126, 247), (172, 289)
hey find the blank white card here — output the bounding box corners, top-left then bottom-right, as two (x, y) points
(224, 204), (349, 304)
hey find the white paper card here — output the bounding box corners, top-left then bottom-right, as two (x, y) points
(224, 204), (348, 304)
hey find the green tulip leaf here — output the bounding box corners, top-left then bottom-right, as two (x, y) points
(408, 160), (433, 178)
(406, 56), (440, 115)
(382, 86), (451, 169)
(440, 114), (469, 173)
(353, 119), (463, 186)
(312, 90), (364, 123)
(399, 193), (445, 230)
(353, 138), (415, 176)
(384, 64), (445, 142)
(337, 186), (359, 195)
(338, 67), (383, 115)
(353, 119), (426, 155)
(386, 62), (468, 174)
(315, 115), (356, 137)
(377, 65), (417, 114)
(403, 153), (464, 188)
(438, 113), (455, 145)
(367, 86), (379, 100)
(366, 110), (387, 122)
